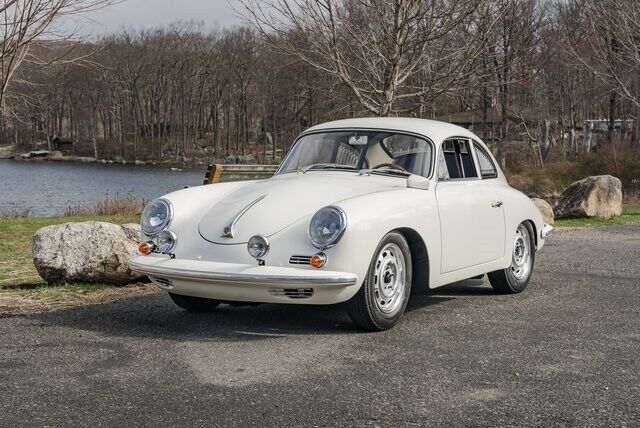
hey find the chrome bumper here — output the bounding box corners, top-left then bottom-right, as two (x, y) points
(128, 255), (358, 287)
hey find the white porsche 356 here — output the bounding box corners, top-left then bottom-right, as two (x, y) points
(129, 118), (553, 331)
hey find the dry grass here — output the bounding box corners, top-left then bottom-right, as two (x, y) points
(64, 194), (147, 216)
(0, 207), (32, 218)
(0, 282), (156, 317)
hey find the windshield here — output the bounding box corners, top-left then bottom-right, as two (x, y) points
(278, 131), (433, 177)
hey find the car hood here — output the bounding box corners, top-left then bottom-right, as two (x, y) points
(198, 172), (400, 244)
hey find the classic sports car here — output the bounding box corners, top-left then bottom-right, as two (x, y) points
(129, 118), (553, 331)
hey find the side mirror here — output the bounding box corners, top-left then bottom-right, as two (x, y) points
(407, 174), (430, 190)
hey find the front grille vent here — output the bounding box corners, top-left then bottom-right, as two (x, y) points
(269, 288), (314, 299)
(150, 276), (173, 288)
(289, 255), (312, 265)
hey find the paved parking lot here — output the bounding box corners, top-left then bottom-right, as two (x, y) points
(1, 225), (639, 427)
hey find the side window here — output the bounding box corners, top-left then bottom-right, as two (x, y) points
(441, 140), (461, 179)
(438, 139), (478, 180)
(473, 143), (498, 179)
(457, 140), (477, 178)
(380, 135), (433, 177)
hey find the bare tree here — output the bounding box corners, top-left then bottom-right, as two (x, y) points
(0, 0), (116, 115)
(573, 0), (640, 147)
(240, 0), (488, 116)
(577, 0), (640, 109)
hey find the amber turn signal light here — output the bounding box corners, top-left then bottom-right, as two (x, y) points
(309, 253), (327, 268)
(138, 242), (154, 255)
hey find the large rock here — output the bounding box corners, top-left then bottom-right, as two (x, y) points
(33, 222), (145, 285)
(553, 175), (623, 219)
(531, 198), (554, 225)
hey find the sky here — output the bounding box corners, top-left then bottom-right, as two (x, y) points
(60, 0), (244, 36)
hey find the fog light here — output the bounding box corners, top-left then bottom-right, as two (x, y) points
(309, 253), (326, 268)
(156, 230), (177, 253)
(247, 235), (269, 259)
(138, 241), (155, 255)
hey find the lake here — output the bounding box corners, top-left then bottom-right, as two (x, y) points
(0, 159), (206, 216)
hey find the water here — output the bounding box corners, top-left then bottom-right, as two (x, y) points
(0, 159), (206, 216)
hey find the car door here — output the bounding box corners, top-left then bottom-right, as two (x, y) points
(435, 138), (505, 274)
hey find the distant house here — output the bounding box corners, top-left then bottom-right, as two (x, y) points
(583, 119), (634, 147)
(51, 137), (73, 153)
(437, 106), (538, 142)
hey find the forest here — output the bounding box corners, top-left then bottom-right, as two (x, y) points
(1, 0), (639, 194)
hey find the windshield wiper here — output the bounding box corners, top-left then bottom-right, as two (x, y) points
(301, 163), (357, 173)
(363, 168), (412, 177)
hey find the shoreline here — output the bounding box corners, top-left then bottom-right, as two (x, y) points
(4, 153), (209, 168)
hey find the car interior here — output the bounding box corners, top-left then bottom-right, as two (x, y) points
(440, 139), (478, 180)
(282, 131), (433, 177)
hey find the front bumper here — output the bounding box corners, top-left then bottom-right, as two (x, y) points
(128, 255), (360, 305)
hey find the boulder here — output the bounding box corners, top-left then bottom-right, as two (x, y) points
(531, 198), (554, 225)
(33, 222), (145, 285)
(553, 175), (623, 219)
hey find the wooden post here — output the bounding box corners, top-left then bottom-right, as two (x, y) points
(203, 164), (223, 185)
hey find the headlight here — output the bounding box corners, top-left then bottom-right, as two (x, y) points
(141, 198), (172, 236)
(156, 230), (177, 253)
(247, 235), (269, 259)
(309, 206), (347, 249)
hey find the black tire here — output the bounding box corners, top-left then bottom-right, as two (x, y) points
(347, 232), (412, 331)
(488, 222), (535, 294)
(169, 293), (222, 312)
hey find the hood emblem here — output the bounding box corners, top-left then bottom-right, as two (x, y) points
(220, 194), (267, 238)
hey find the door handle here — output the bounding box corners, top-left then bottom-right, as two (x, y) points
(491, 201), (503, 208)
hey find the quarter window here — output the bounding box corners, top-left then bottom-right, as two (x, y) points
(473, 143), (498, 179)
(438, 139), (478, 180)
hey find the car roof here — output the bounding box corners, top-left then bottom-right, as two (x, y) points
(304, 117), (481, 144)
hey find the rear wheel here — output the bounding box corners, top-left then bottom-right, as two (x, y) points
(347, 232), (412, 331)
(488, 222), (535, 294)
(169, 293), (222, 312)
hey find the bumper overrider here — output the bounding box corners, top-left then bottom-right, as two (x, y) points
(128, 255), (360, 305)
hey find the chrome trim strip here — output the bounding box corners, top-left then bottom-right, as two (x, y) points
(129, 260), (358, 286)
(220, 194), (267, 238)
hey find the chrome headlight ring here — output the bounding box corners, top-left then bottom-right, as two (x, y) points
(247, 234), (270, 259)
(155, 229), (177, 253)
(141, 198), (173, 236)
(309, 205), (347, 250)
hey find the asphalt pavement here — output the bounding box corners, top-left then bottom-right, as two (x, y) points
(1, 225), (639, 427)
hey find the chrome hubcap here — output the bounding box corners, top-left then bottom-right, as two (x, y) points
(511, 224), (531, 280)
(373, 243), (406, 315)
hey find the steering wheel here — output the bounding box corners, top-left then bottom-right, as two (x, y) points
(372, 163), (409, 173)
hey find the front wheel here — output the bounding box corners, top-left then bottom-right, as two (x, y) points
(347, 232), (412, 331)
(169, 293), (222, 312)
(488, 222), (535, 294)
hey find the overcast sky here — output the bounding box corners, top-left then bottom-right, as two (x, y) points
(61, 0), (244, 36)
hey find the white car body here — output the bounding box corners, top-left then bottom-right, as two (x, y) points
(129, 118), (551, 306)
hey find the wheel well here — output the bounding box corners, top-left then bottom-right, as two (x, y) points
(523, 220), (538, 249)
(395, 227), (429, 291)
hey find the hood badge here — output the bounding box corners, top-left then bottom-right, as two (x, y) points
(220, 195), (267, 238)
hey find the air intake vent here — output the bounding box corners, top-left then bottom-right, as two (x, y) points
(269, 288), (314, 299)
(289, 255), (312, 265)
(150, 276), (173, 288)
